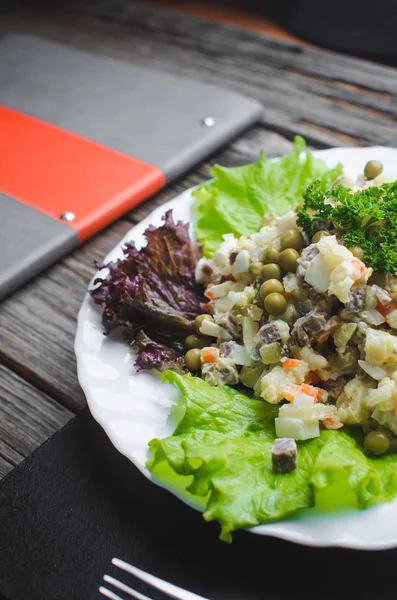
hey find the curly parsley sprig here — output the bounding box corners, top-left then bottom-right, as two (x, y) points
(297, 181), (397, 274)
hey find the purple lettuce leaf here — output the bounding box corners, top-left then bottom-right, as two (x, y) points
(134, 331), (187, 373)
(90, 211), (206, 364)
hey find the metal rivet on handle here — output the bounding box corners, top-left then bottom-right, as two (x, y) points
(60, 211), (76, 222)
(202, 117), (215, 127)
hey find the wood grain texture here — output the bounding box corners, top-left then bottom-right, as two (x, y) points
(1, 0), (397, 478)
(0, 364), (72, 477)
(4, 0), (397, 147)
(148, 0), (305, 44)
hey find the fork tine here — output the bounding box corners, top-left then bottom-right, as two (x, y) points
(112, 558), (210, 600)
(104, 574), (153, 600)
(99, 586), (124, 600)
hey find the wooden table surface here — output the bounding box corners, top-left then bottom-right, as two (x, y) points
(2, 0), (397, 480)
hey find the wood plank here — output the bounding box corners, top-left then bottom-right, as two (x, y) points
(2, 1), (397, 147)
(0, 454), (17, 480)
(0, 364), (72, 477)
(148, 0), (306, 44)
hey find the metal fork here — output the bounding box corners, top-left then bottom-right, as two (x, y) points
(100, 558), (210, 600)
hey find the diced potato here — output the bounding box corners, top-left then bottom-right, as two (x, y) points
(367, 377), (397, 411)
(271, 320), (290, 345)
(232, 249), (250, 275)
(300, 347), (329, 370)
(305, 255), (332, 292)
(293, 393), (316, 407)
(360, 310), (385, 326)
(365, 328), (397, 366)
(365, 286), (378, 310)
(275, 417), (320, 440)
(237, 237), (255, 253)
(318, 235), (351, 266)
(260, 367), (294, 404)
(213, 295), (235, 314)
(276, 211), (298, 232)
(242, 317), (259, 353)
(227, 343), (251, 366)
(209, 281), (243, 299)
(195, 258), (213, 284)
(228, 287), (255, 307)
(200, 320), (224, 338)
(372, 407), (397, 436)
(336, 377), (375, 425)
(386, 309), (397, 329)
(328, 272), (355, 303)
(211, 235), (238, 275)
(279, 401), (335, 421)
(281, 358), (310, 383)
(279, 403), (316, 421)
(357, 360), (386, 381)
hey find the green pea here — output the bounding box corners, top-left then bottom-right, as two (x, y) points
(249, 261), (263, 279)
(261, 263), (282, 281)
(389, 438), (397, 454)
(279, 248), (300, 273)
(280, 229), (304, 251)
(312, 230), (330, 244)
(185, 348), (201, 372)
(260, 278), (284, 299)
(193, 314), (214, 334)
(264, 292), (287, 316)
(364, 430), (390, 456)
(184, 334), (212, 350)
(364, 160), (383, 180)
(240, 366), (263, 388)
(262, 246), (280, 264)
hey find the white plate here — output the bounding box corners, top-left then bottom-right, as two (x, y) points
(75, 146), (397, 549)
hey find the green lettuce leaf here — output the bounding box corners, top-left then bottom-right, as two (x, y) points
(147, 372), (397, 542)
(192, 136), (343, 256)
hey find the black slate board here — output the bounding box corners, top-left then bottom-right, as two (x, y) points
(0, 408), (396, 600)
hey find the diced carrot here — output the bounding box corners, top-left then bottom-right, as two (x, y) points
(284, 292), (294, 301)
(200, 347), (219, 364)
(299, 383), (321, 401)
(204, 287), (213, 300)
(282, 358), (302, 370)
(305, 371), (321, 385)
(283, 383), (321, 402)
(282, 384), (300, 402)
(323, 415), (343, 430)
(376, 300), (397, 318)
(350, 257), (366, 276)
(318, 389), (329, 404)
